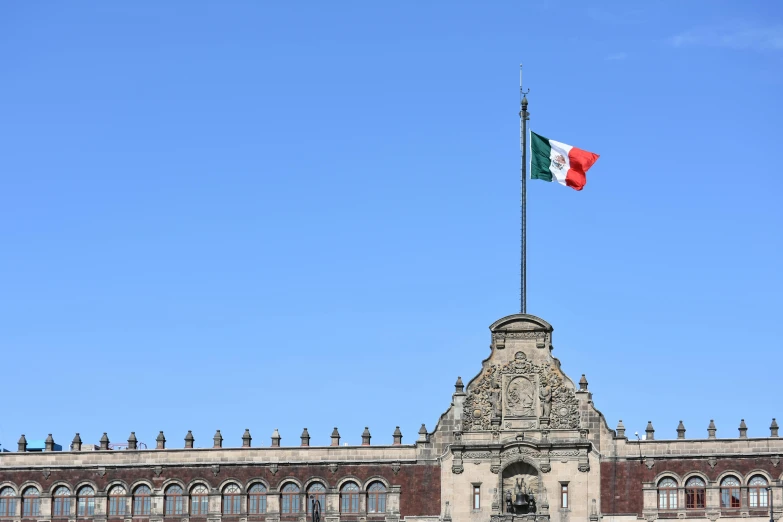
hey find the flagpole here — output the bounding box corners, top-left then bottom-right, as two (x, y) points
(519, 66), (530, 314)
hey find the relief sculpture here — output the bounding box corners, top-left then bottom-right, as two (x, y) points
(463, 351), (579, 431)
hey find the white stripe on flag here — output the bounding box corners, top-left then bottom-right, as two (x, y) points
(548, 139), (573, 186)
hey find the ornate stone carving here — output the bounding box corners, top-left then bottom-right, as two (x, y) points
(708, 457), (717, 469)
(507, 376), (535, 417)
(391, 461), (400, 475)
(153, 466), (163, 477)
(451, 463), (464, 474)
(772, 457), (780, 468)
(539, 381), (552, 418)
(453, 431), (462, 442)
(490, 464), (500, 474)
(269, 464), (279, 475)
(645, 458), (655, 470)
(463, 351), (579, 432)
(42, 468), (51, 479)
(706, 511), (720, 521)
(211, 465), (220, 477)
(464, 451), (492, 459)
(328, 463), (338, 474)
(548, 450), (579, 457)
(96, 467), (106, 477)
(501, 446), (541, 459)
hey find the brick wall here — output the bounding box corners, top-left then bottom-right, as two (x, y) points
(602, 457), (782, 516)
(0, 462), (440, 518)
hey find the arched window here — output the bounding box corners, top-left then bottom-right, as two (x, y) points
(22, 487), (40, 517)
(657, 478), (678, 510)
(165, 485), (184, 516)
(281, 484), (300, 515)
(0, 487), (17, 518)
(190, 485), (209, 516)
(685, 477), (706, 509)
(749, 476), (769, 508)
(306, 483), (325, 515)
(53, 487), (71, 517)
(247, 484), (267, 515)
(133, 485), (152, 516)
(341, 483), (360, 514)
(720, 476), (741, 508)
(222, 484), (241, 515)
(109, 486), (127, 517)
(367, 483), (387, 514)
(78, 486), (95, 516)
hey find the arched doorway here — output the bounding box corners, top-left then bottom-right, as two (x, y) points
(501, 460), (546, 514)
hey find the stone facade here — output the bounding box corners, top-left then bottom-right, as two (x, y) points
(1, 314), (780, 522)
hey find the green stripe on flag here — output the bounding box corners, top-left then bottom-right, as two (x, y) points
(530, 131), (553, 182)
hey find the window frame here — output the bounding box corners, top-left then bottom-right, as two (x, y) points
(749, 476), (769, 508)
(306, 483), (326, 515)
(77, 486), (96, 517)
(133, 485), (152, 516)
(560, 482), (569, 509)
(222, 484), (241, 515)
(190, 485), (210, 516)
(22, 487), (41, 517)
(720, 476), (742, 509)
(109, 486), (127, 517)
(472, 485), (480, 510)
(0, 487), (17, 518)
(165, 485), (185, 516)
(281, 484), (300, 516)
(53, 487), (71, 517)
(247, 484), (267, 515)
(657, 478), (678, 510)
(685, 477), (706, 509)
(367, 482), (387, 514)
(340, 482), (360, 514)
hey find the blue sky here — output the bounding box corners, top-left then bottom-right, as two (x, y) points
(1, 1), (781, 451)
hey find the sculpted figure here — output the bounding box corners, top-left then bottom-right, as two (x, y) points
(488, 376), (502, 418)
(539, 381), (552, 418)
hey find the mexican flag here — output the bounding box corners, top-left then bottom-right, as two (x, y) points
(530, 132), (599, 191)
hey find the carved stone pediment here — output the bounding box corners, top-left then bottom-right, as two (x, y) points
(463, 351), (579, 432)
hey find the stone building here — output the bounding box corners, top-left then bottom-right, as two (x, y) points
(1, 314), (781, 522)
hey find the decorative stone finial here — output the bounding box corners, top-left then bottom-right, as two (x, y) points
(362, 427), (371, 446)
(18, 434), (27, 452)
(708, 419), (717, 439)
(330, 427), (340, 446)
(72, 433), (82, 452)
(579, 374), (588, 391)
(418, 424), (429, 443)
(645, 421), (655, 441)
(454, 376), (464, 394)
(45, 434), (55, 452)
(184, 431), (195, 449)
(213, 430), (223, 448)
(127, 432), (137, 450)
(156, 431), (166, 449)
(242, 429), (252, 448)
(300, 428), (310, 447)
(739, 419), (748, 439)
(615, 420), (626, 438)
(771, 419), (779, 438)
(677, 421), (686, 439)
(271, 429), (281, 447)
(100, 432), (110, 450)
(393, 426), (403, 445)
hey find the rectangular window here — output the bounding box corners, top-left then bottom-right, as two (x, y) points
(249, 495), (267, 514)
(23, 499), (40, 517)
(109, 497), (126, 516)
(134, 496), (151, 516)
(472, 486), (480, 510)
(561, 483), (569, 509)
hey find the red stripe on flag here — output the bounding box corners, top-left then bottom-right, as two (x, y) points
(565, 147), (599, 191)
